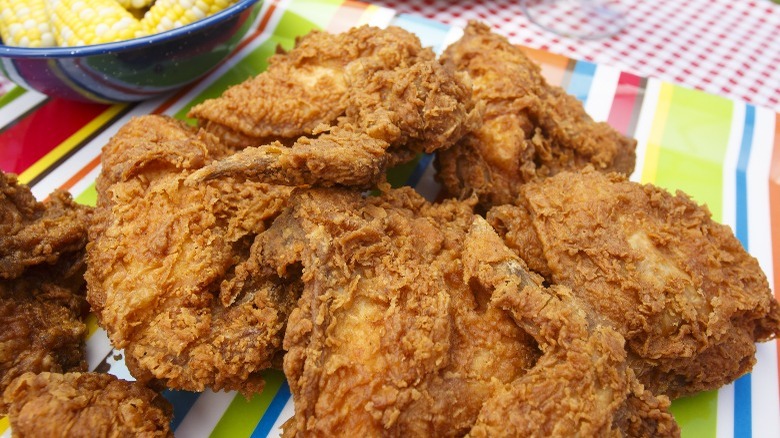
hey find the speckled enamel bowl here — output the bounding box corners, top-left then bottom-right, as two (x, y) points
(0, 0), (262, 103)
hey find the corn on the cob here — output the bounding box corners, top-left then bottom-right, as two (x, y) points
(142, 0), (237, 34)
(116, 0), (154, 9)
(48, 0), (146, 46)
(0, 0), (56, 47)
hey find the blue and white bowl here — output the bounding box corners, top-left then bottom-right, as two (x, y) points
(0, 0), (262, 103)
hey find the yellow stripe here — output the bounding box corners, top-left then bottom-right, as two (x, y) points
(641, 82), (674, 184)
(86, 313), (100, 338)
(0, 415), (9, 434)
(18, 104), (126, 184)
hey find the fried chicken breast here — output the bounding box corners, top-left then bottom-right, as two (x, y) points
(487, 168), (780, 398)
(3, 372), (172, 437)
(1, 171), (91, 414)
(247, 186), (676, 436)
(86, 115), (298, 394)
(435, 22), (636, 210)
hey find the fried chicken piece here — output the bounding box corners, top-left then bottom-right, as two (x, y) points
(1, 172), (91, 279)
(86, 115), (299, 394)
(1, 171), (91, 414)
(249, 186), (675, 436)
(464, 219), (678, 437)
(435, 22), (636, 210)
(189, 25), (480, 188)
(487, 168), (780, 399)
(3, 372), (172, 437)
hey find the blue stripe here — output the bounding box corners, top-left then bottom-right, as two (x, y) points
(406, 153), (434, 188)
(733, 103), (755, 438)
(566, 61), (597, 104)
(250, 380), (292, 438)
(163, 389), (201, 431)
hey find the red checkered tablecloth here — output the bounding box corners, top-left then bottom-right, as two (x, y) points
(372, 0), (780, 112)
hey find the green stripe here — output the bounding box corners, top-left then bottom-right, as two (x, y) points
(209, 369), (285, 438)
(0, 85), (26, 110)
(275, 0), (342, 40)
(670, 390), (718, 437)
(653, 85), (733, 222)
(75, 182), (97, 207)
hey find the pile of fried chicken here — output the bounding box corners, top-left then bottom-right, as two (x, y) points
(2, 22), (779, 437)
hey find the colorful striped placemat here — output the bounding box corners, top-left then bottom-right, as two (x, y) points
(1, 0), (778, 436)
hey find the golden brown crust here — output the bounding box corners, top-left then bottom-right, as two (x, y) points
(188, 25), (480, 189)
(487, 168), (780, 398)
(3, 372), (172, 437)
(86, 115), (299, 394)
(436, 22), (636, 209)
(251, 186), (676, 436)
(0, 171), (91, 414)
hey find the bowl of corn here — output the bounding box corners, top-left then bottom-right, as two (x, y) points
(0, 0), (263, 103)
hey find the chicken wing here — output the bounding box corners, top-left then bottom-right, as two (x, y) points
(3, 372), (172, 437)
(435, 22), (636, 210)
(487, 168), (780, 398)
(86, 115), (299, 394)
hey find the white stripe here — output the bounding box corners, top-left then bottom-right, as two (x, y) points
(86, 327), (115, 371)
(0, 90), (46, 129)
(715, 101), (745, 438)
(1, 427), (10, 438)
(720, 101), (746, 230)
(747, 107), (780, 438)
(584, 64), (620, 122)
(440, 25), (464, 50)
(268, 397), (295, 438)
(174, 390), (235, 437)
(747, 108), (777, 281)
(104, 349), (135, 382)
(365, 6), (397, 28)
(717, 383), (736, 438)
(628, 77), (661, 182)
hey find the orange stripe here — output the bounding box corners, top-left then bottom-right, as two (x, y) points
(520, 45), (570, 86)
(769, 112), (780, 396)
(60, 155), (101, 192)
(154, 2), (279, 116)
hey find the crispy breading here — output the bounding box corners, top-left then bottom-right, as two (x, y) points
(3, 372), (172, 437)
(189, 25), (480, 188)
(247, 186), (676, 436)
(1, 172), (91, 280)
(86, 115), (299, 394)
(0, 171), (90, 414)
(435, 22), (636, 209)
(487, 168), (780, 398)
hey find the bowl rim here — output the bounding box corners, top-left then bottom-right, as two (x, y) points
(0, 0), (262, 59)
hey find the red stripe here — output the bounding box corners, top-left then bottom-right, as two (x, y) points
(769, 112), (780, 397)
(607, 71), (642, 136)
(0, 99), (108, 174)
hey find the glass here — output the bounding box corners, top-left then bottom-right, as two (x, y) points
(520, 0), (627, 40)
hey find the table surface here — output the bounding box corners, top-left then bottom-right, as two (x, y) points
(371, 0), (780, 113)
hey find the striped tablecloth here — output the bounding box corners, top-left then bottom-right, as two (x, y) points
(1, 0), (779, 437)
